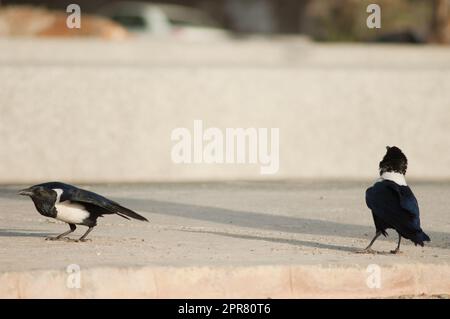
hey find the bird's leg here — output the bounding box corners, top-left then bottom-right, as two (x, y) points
(356, 231), (382, 254)
(390, 233), (402, 254)
(46, 224), (76, 241)
(76, 227), (94, 242)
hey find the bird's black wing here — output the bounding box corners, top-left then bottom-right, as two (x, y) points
(65, 187), (148, 222)
(366, 180), (429, 245)
(367, 180), (418, 217)
(395, 185), (419, 218)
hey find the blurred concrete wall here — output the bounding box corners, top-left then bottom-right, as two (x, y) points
(0, 39), (449, 183)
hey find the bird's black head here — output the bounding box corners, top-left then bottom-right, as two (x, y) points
(379, 146), (408, 175)
(19, 184), (59, 217)
(18, 185), (54, 200)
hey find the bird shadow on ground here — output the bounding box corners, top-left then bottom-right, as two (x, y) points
(116, 197), (450, 251)
(0, 229), (54, 238)
(181, 229), (358, 253)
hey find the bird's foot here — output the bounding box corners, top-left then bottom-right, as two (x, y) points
(49, 237), (91, 243)
(61, 238), (91, 243)
(390, 249), (402, 254)
(76, 238), (91, 243)
(62, 237), (79, 242)
(45, 236), (63, 241)
(356, 248), (378, 254)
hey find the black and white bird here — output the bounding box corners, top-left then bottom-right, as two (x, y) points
(19, 182), (148, 242)
(360, 146), (430, 254)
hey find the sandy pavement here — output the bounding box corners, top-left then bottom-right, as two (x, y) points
(0, 181), (449, 297)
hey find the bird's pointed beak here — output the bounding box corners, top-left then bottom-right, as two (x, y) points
(18, 188), (33, 196)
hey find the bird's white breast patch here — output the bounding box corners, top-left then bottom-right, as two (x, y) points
(53, 188), (64, 203)
(55, 202), (90, 224)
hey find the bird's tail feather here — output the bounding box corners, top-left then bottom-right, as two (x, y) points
(412, 231), (431, 247)
(422, 232), (431, 242)
(111, 203), (148, 222)
(116, 212), (131, 220)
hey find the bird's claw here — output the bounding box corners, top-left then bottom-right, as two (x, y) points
(45, 236), (62, 241)
(62, 237), (79, 242)
(62, 238), (91, 243)
(390, 249), (402, 254)
(45, 236), (91, 242)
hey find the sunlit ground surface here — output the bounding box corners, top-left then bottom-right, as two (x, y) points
(0, 181), (449, 272)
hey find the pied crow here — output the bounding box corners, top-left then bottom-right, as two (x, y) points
(359, 146), (430, 254)
(19, 182), (148, 242)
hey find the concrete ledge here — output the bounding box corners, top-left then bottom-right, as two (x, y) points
(1, 264), (449, 298)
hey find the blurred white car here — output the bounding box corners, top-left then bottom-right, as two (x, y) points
(97, 1), (230, 41)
